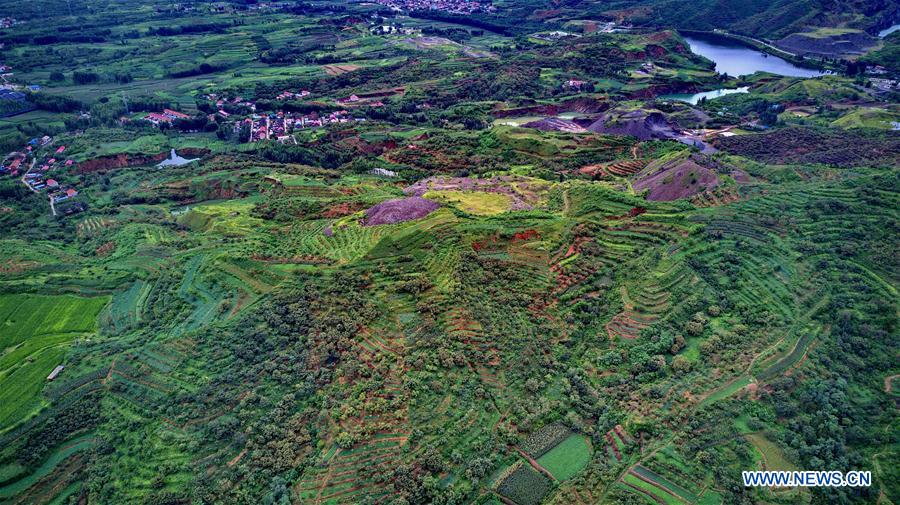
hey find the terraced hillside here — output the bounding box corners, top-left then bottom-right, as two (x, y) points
(0, 0), (896, 503)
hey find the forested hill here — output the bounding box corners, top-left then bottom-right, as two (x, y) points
(497, 0), (898, 39)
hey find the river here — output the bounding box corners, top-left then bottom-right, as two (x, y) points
(660, 86), (749, 105)
(683, 34), (823, 78)
(879, 23), (900, 38)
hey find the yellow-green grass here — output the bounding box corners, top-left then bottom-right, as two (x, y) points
(536, 434), (592, 481)
(700, 375), (752, 406)
(832, 108), (900, 130)
(177, 199), (265, 236)
(424, 190), (512, 216)
(746, 433), (798, 472)
(0, 294), (108, 428)
(797, 27), (863, 38)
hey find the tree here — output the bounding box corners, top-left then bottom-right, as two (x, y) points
(238, 123), (251, 143)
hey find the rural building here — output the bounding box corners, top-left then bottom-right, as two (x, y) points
(47, 365), (64, 380)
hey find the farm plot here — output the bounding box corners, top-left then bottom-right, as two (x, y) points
(496, 462), (554, 505)
(520, 423), (572, 458)
(601, 425), (634, 464)
(536, 434), (592, 481)
(424, 190), (513, 216)
(745, 433), (798, 472)
(0, 294), (108, 428)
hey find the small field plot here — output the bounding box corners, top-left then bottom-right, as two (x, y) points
(0, 294), (107, 427)
(745, 433), (798, 472)
(424, 190), (512, 216)
(536, 433), (592, 481)
(496, 463), (554, 505)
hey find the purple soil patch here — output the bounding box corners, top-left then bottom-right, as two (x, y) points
(323, 226), (334, 237)
(586, 110), (676, 141)
(633, 155), (720, 201)
(522, 118), (586, 133)
(362, 197), (440, 226)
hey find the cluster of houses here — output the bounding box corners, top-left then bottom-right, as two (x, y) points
(242, 110), (362, 142)
(0, 18), (18, 29)
(869, 77), (899, 93)
(369, 24), (420, 36)
(373, 0), (494, 15)
(0, 152), (24, 176)
(143, 108), (191, 126)
(564, 79), (591, 91)
(2, 139), (83, 216)
(276, 90), (310, 101)
(24, 145), (79, 200)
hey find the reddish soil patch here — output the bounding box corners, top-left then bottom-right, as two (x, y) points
(323, 64), (360, 75)
(95, 241), (116, 257)
(227, 448), (247, 467)
(512, 229), (541, 242)
(0, 259), (39, 273)
(321, 201), (366, 218)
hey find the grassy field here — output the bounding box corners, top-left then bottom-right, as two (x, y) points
(746, 433), (798, 472)
(0, 294), (108, 428)
(424, 190), (513, 216)
(536, 434), (592, 481)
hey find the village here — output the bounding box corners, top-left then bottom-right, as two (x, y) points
(136, 91), (378, 143)
(1, 137), (83, 217)
(373, 0), (494, 15)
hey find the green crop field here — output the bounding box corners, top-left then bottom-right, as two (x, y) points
(536, 434), (592, 481)
(0, 294), (108, 428)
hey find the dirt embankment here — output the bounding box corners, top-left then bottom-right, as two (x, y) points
(78, 148), (210, 173)
(777, 31), (877, 57)
(492, 98), (611, 118)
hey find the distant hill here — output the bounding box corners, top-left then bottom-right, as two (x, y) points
(512, 0), (899, 40)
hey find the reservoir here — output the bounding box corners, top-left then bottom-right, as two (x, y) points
(683, 35), (823, 78)
(879, 24), (900, 38)
(660, 86), (749, 105)
(157, 149), (198, 167)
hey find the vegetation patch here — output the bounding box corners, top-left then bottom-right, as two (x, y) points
(536, 433), (591, 481)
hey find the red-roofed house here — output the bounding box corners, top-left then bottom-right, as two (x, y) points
(56, 146), (65, 154)
(66, 188), (78, 197)
(164, 109), (190, 119)
(144, 113), (171, 125)
(46, 179), (58, 188)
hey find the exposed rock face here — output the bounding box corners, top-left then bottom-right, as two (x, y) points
(78, 148), (210, 173)
(491, 98), (610, 118)
(777, 31), (877, 57)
